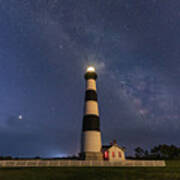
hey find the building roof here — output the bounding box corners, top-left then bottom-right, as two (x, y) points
(102, 145), (112, 150)
(102, 144), (125, 151)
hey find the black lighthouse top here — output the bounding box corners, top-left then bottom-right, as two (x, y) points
(84, 66), (97, 80)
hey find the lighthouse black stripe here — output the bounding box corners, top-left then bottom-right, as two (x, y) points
(85, 90), (97, 101)
(85, 72), (97, 80)
(83, 114), (100, 131)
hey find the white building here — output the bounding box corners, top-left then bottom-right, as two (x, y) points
(102, 141), (125, 161)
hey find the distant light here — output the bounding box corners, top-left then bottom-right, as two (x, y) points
(18, 115), (23, 120)
(87, 66), (95, 72)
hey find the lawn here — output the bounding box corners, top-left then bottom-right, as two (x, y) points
(0, 160), (180, 180)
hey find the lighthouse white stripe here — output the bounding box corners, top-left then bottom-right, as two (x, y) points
(86, 79), (96, 91)
(81, 131), (102, 152)
(85, 101), (99, 116)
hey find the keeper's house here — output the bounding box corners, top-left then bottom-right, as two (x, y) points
(102, 141), (125, 161)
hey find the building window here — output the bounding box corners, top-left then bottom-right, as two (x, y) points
(112, 152), (115, 158)
(118, 152), (121, 158)
(104, 151), (108, 159)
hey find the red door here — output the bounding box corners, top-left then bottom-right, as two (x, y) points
(104, 151), (109, 160)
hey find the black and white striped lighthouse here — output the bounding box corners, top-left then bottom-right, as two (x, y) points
(80, 66), (103, 160)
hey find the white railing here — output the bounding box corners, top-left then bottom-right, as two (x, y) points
(0, 160), (166, 167)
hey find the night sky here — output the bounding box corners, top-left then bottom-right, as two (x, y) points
(0, 0), (180, 157)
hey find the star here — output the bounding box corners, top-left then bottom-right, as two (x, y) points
(18, 115), (23, 120)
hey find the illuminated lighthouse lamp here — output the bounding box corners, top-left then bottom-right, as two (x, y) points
(87, 66), (95, 72)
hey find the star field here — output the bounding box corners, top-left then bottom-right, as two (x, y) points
(0, 0), (180, 157)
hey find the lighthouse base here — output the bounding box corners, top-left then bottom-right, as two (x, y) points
(80, 152), (103, 160)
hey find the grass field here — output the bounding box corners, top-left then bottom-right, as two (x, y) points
(0, 160), (180, 180)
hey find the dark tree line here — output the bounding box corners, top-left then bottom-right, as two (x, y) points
(1, 144), (180, 160)
(134, 144), (180, 160)
(0, 155), (79, 160)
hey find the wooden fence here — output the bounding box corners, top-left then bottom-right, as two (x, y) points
(0, 160), (166, 167)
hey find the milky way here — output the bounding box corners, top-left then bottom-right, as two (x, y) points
(0, 0), (179, 156)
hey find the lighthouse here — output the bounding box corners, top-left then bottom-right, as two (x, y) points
(80, 66), (103, 160)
